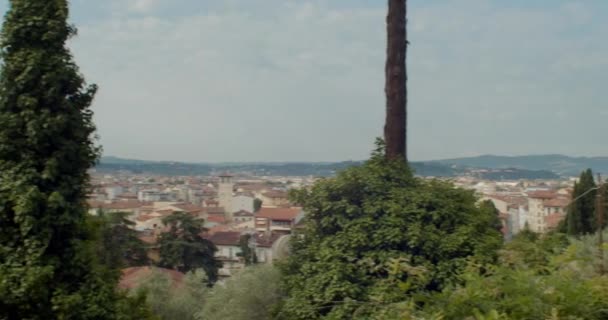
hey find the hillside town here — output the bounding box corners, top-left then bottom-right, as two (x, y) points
(87, 170), (579, 283)
(88, 172), (314, 281)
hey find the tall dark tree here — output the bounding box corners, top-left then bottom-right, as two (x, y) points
(158, 212), (221, 284)
(0, 1), (134, 318)
(254, 198), (263, 212)
(565, 169), (597, 235)
(479, 200), (504, 233)
(91, 211), (148, 270)
(384, 0), (408, 161)
(237, 234), (258, 265)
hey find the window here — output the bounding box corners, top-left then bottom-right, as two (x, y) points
(272, 220), (291, 227)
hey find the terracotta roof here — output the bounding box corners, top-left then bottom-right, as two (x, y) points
(237, 184), (268, 192)
(204, 207), (225, 215)
(207, 231), (242, 246)
(207, 215), (226, 224)
(206, 225), (230, 235)
(233, 210), (254, 217)
(527, 191), (557, 199)
(486, 194), (510, 203)
(172, 203), (204, 214)
(88, 200), (149, 210)
(136, 214), (162, 222)
(544, 198), (570, 208)
(257, 207), (301, 221)
(119, 267), (184, 290)
(487, 194), (528, 206)
(262, 190), (288, 198)
(204, 200), (219, 206)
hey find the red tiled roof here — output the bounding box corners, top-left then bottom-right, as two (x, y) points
(544, 198), (570, 208)
(262, 190), (288, 199)
(206, 225), (230, 235)
(136, 214), (161, 222)
(257, 207), (301, 221)
(207, 231), (242, 246)
(172, 203), (204, 214)
(207, 215), (226, 224)
(119, 267), (184, 290)
(527, 191), (557, 199)
(233, 210), (254, 217)
(88, 200), (150, 210)
(204, 207), (225, 215)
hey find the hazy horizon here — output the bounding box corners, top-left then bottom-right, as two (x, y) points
(3, 0), (606, 162)
(101, 152), (608, 164)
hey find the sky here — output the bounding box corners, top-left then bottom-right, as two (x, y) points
(1, 0), (607, 162)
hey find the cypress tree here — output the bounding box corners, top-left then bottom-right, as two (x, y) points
(0, 1), (125, 318)
(566, 169), (597, 236)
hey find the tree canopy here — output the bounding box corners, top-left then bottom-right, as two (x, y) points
(90, 211), (148, 271)
(158, 212), (221, 284)
(0, 0), (138, 318)
(278, 143), (503, 319)
(564, 169), (597, 235)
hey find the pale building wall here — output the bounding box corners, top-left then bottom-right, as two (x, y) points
(105, 186), (124, 200)
(232, 195), (254, 213)
(217, 245), (242, 260)
(528, 198), (545, 233)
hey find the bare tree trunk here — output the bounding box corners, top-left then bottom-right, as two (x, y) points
(384, 0), (407, 161)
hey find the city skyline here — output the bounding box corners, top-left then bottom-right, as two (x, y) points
(3, 0), (606, 162)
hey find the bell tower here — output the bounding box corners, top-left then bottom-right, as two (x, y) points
(218, 174), (234, 221)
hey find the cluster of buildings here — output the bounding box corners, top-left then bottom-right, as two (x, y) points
(455, 177), (575, 238)
(92, 170), (582, 285)
(88, 173), (310, 280)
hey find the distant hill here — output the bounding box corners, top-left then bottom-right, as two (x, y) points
(95, 156), (560, 180)
(430, 154), (608, 176)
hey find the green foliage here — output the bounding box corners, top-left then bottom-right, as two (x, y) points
(198, 265), (283, 320)
(254, 198), (263, 212)
(0, 0), (141, 318)
(416, 265), (608, 319)
(237, 234), (258, 265)
(499, 231), (569, 270)
(478, 200), (503, 233)
(565, 169), (597, 235)
(136, 269), (209, 320)
(279, 144), (503, 319)
(158, 212), (221, 284)
(90, 211), (148, 271)
(405, 232), (608, 320)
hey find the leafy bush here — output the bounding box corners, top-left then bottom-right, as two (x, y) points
(198, 265), (283, 320)
(279, 145), (503, 319)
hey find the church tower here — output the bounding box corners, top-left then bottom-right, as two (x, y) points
(218, 174), (234, 221)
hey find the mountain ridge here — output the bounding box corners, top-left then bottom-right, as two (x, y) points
(95, 154), (608, 179)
